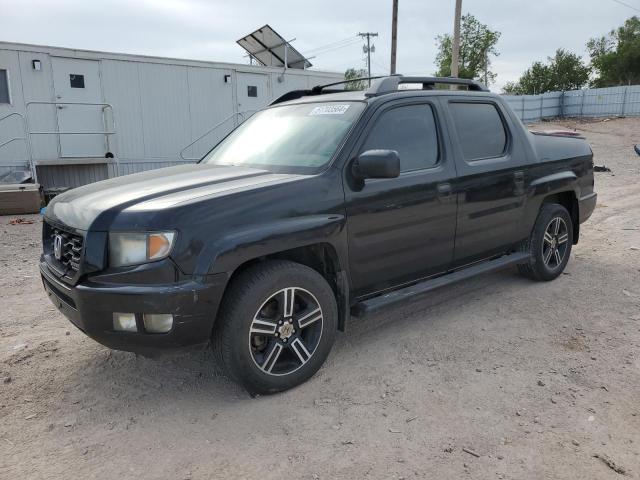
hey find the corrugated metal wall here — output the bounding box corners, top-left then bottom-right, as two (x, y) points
(503, 85), (640, 123)
(36, 163), (110, 189)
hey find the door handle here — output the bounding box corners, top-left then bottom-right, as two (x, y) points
(513, 171), (525, 194)
(437, 182), (453, 202)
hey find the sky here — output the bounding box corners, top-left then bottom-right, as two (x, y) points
(0, 0), (637, 91)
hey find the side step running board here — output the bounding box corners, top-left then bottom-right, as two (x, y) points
(351, 252), (531, 317)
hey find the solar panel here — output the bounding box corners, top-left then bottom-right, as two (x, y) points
(237, 24), (312, 70)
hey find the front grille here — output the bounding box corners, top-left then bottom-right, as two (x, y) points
(52, 227), (83, 272)
(44, 222), (84, 276)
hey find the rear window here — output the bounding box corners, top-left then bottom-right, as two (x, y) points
(449, 102), (507, 160)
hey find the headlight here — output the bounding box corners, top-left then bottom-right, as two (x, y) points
(109, 231), (176, 267)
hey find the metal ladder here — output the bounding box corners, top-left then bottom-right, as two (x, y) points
(0, 111), (36, 182)
(25, 101), (117, 160)
(1, 102), (117, 184)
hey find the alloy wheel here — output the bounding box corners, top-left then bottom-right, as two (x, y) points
(542, 217), (569, 269)
(249, 287), (323, 376)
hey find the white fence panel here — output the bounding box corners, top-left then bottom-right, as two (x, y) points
(502, 84), (640, 122)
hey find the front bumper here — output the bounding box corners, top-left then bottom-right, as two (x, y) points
(40, 262), (227, 356)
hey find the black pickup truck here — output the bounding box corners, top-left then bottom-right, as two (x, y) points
(40, 76), (597, 394)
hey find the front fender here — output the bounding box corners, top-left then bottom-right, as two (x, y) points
(196, 214), (347, 276)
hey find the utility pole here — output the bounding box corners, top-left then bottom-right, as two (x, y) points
(358, 32), (378, 86)
(483, 47), (488, 86)
(390, 0), (399, 75)
(451, 0), (462, 78)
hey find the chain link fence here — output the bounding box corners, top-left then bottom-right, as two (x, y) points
(502, 85), (640, 123)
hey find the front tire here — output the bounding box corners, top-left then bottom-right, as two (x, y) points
(519, 203), (573, 281)
(215, 260), (338, 395)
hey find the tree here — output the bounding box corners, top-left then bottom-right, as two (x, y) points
(587, 16), (640, 87)
(502, 49), (590, 95)
(550, 49), (591, 91)
(434, 14), (501, 85)
(344, 68), (368, 91)
(503, 62), (551, 95)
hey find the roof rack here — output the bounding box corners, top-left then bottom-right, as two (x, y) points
(310, 76), (386, 94)
(270, 88), (344, 105)
(269, 76), (385, 105)
(365, 75), (489, 96)
(269, 74), (489, 105)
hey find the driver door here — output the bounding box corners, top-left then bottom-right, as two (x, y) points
(344, 99), (458, 298)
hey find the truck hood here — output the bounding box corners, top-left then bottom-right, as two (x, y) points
(45, 164), (301, 230)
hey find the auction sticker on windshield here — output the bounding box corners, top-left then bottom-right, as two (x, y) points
(309, 104), (351, 115)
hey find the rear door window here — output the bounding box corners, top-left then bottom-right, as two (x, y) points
(449, 102), (507, 160)
(361, 104), (439, 172)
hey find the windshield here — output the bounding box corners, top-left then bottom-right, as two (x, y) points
(202, 101), (365, 173)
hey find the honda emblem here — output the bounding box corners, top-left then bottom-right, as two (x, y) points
(53, 234), (63, 260)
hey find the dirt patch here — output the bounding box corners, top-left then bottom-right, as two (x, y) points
(559, 335), (589, 352)
(5, 340), (60, 366)
(1, 118), (640, 479)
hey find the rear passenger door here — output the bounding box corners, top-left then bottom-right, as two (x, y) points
(344, 99), (457, 298)
(445, 99), (528, 267)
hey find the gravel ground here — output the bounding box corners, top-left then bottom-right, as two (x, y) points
(1, 117), (639, 479)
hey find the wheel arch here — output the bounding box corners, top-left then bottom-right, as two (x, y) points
(215, 242), (350, 334)
(526, 170), (580, 244)
(541, 191), (579, 244)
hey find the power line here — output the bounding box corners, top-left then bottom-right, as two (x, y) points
(302, 40), (361, 60)
(610, 0), (640, 12)
(305, 38), (362, 57)
(312, 57), (372, 75)
(323, 58), (371, 70)
(371, 57), (390, 74)
(303, 36), (360, 55)
(304, 39), (358, 56)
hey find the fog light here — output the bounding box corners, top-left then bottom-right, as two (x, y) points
(113, 312), (137, 332)
(143, 313), (173, 333)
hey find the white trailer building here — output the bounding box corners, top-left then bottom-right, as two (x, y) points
(0, 41), (342, 192)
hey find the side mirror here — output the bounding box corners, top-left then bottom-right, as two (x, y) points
(352, 149), (400, 180)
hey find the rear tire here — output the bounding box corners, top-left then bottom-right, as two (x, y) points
(518, 203), (573, 281)
(214, 260), (337, 395)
